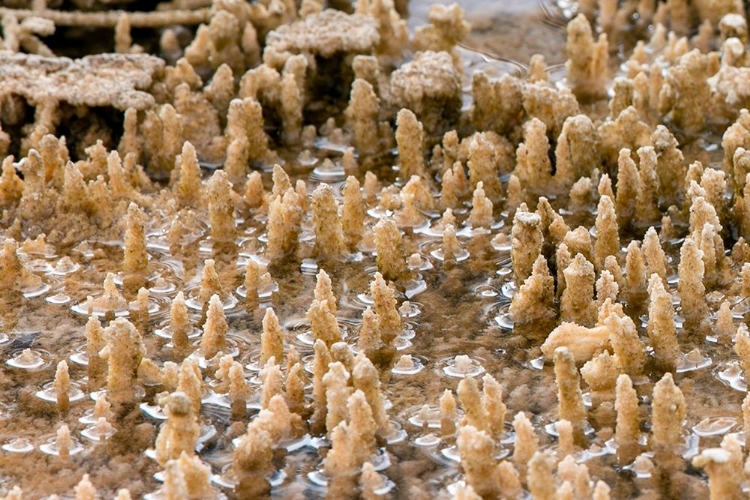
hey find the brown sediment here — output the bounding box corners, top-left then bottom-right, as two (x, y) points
(5, 1), (750, 498)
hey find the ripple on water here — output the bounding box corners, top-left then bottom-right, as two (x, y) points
(7, 348), (48, 370)
(675, 349), (712, 373)
(45, 293), (72, 305)
(21, 281), (51, 299)
(183, 287), (240, 312)
(392, 355), (425, 375)
(428, 245), (470, 263)
(456, 45), (527, 110)
(692, 417), (736, 437)
(35, 383), (86, 404)
(309, 160), (346, 182)
(2, 438), (34, 454)
(81, 421), (116, 442)
(439, 355), (485, 378)
(48, 257), (80, 276)
(715, 360), (747, 392)
(39, 435), (84, 457)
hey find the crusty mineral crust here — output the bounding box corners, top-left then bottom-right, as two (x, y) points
(0, 8), (211, 27)
(264, 10), (379, 64)
(0, 52), (163, 110)
(389, 50), (461, 118)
